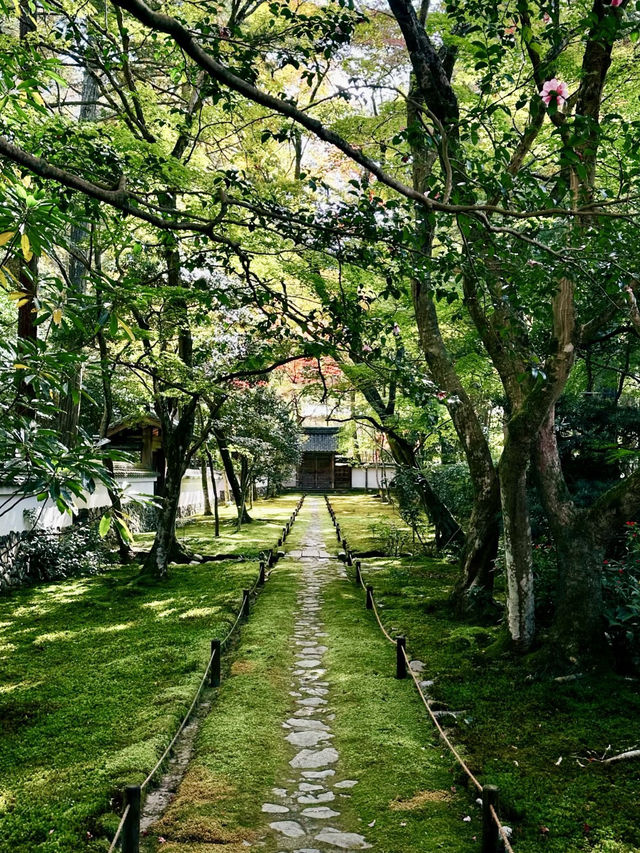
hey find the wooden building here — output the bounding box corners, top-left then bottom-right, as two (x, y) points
(297, 426), (344, 490)
(106, 415), (165, 494)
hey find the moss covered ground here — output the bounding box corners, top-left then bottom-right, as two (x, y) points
(329, 492), (640, 853)
(135, 494), (297, 560)
(141, 510), (309, 853)
(149, 500), (477, 853)
(0, 495), (299, 853)
(3, 491), (637, 853)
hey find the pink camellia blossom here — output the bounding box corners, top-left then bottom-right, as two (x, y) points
(539, 78), (569, 107)
(363, 344), (373, 353)
(611, 0), (623, 6)
(542, 11), (551, 23)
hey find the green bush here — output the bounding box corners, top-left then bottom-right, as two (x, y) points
(368, 519), (411, 556)
(19, 523), (111, 583)
(602, 522), (640, 670)
(425, 462), (474, 524)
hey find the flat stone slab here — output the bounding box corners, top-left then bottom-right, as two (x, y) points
(297, 697), (327, 707)
(302, 769), (335, 779)
(315, 828), (372, 849)
(334, 780), (358, 789)
(286, 718), (329, 730)
(290, 747), (339, 769)
(296, 658), (323, 668)
(262, 803), (290, 813)
(302, 806), (340, 819)
(286, 730), (332, 747)
(299, 782), (324, 791)
(298, 791), (335, 804)
(270, 820), (306, 838)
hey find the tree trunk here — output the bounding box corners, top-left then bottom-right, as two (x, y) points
(58, 68), (99, 447)
(96, 266), (134, 564)
(142, 226), (199, 578)
(201, 458), (212, 516)
(456, 478), (500, 605)
(206, 449), (220, 537)
(387, 434), (463, 549)
(236, 456), (250, 531)
(499, 436), (535, 650)
(535, 408), (604, 659)
(143, 412), (196, 576)
(213, 425), (251, 522)
(403, 74), (500, 601)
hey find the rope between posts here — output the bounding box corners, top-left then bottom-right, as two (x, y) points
(401, 646), (482, 792)
(370, 595), (395, 645)
(326, 497), (515, 850)
(107, 502), (304, 851)
(107, 804), (130, 853)
(221, 606), (244, 648)
(490, 804), (515, 853)
(141, 646), (218, 790)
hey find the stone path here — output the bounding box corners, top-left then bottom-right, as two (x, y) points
(263, 498), (371, 852)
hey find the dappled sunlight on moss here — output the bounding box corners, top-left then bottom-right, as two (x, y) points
(91, 622), (136, 634)
(32, 630), (79, 644)
(178, 607), (221, 620)
(0, 495), (300, 852)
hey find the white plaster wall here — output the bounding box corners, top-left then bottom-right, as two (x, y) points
(0, 467), (226, 536)
(350, 465), (396, 489)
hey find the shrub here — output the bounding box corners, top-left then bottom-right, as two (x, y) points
(425, 462), (474, 525)
(18, 523), (113, 583)
(601, 522), (640, 670)
(369, 520), (412, 557)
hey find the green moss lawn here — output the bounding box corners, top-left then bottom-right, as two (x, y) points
(0, 495), (299, 853)
(329, 492), (640, 853)
(135, 494), (297, 560)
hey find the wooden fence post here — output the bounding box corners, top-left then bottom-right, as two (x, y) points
(210, 639), (221, 687)
(242, 589), (250, 619)
(122, 785), (140, 853)
(481, 785), (499, 853)
(395, 636), (407, 679)
(366, 585), (374, 610)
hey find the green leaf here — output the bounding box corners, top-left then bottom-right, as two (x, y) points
(98, 514), (112, 537)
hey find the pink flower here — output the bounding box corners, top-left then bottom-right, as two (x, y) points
(392, 323), (401, 336)
(542, 12), (551, 23)
(539, 78), (569, 107)
(611, 0), (622, 6)
(362, 344), (373, 352)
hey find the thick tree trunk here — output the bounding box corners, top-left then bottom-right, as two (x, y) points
(143, 415), (195, 576)
(535, 408), (604, 659)
(143, 227), (199, 578)
(499, 437), (535, 650)
(456, 477), (500, 604)
(413, 288), (501, 598)
(213, 425), (251, 523)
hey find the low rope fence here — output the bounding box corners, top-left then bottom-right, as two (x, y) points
(324, 495), (514, 853)
(108, 496), (305, 852)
